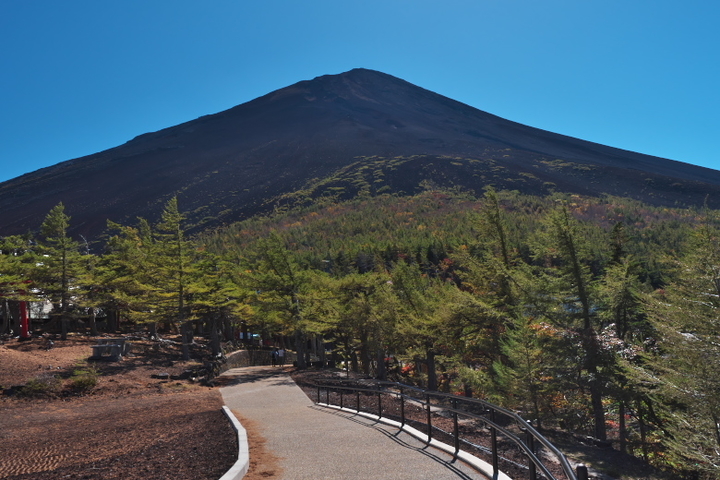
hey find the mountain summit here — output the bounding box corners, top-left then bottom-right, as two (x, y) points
(2, 68), (720, 239)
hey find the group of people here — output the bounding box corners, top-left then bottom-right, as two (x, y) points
(271, 347), (286, 367)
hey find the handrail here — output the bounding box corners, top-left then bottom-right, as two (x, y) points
(378, 380), (578, 479)
(312, 379), (579, 480)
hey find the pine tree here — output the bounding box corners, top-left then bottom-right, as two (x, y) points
(96, 219), (160, 333)
(192, 253), (252, 357)
(153, 197), (198, 360)
(538, 205), (609, 440)
(389, 261), (455, 390)
(247, 232), (315, 368)
(646, 214), (720, 476)
(494, 316), (554, 426)
(329, 271), (397, 377)
(34, 203), (87, 340)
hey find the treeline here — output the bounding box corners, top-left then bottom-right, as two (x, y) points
(1, 189), (718, 478)
(0, 198), (248, 360)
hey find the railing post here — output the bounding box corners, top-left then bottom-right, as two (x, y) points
(426, 393), (432, 443)
(526, 423), (537, 480)
(378, 390), (382, 418)
(317, 385), (320, 403)
(340, 390), (344, 409)
(491, 409), (499, 477)
(452, 398), (460, 454)
(357, 391), (361, 413)
(400, 393), (405, 427)
(453, 411), (460, 454)
(326, 387), (329, 405)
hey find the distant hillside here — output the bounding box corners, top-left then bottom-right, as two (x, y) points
(2, 68), (720, 240)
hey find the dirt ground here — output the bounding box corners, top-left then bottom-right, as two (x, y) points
(0, 335), (242, 480)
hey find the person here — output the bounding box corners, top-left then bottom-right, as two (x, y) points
(277, 348), (285, 367)
(271, 348), (278, 367)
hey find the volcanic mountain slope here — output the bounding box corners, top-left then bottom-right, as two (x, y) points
(2, 68), (720, 241)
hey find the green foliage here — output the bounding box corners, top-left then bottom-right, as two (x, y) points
(68, 363), (99, 393)
(33, 203), (91, 339)
(96, 220), (155, 323)
(644, 212), (720, 475)
(19, 373), (62, 398)
(494, 317), (554, 425)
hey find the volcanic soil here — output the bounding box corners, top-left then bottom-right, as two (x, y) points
(0, 334), (280, 480)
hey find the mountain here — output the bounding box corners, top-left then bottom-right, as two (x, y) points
(2, 68), (720, 241)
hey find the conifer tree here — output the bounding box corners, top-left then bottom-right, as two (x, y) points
(389, 261), (454, 390)
(247, 232), (314, 368)
(538, 205), (609, 440)
(96, 219), (160, 334)
(494, 316), (554, 426)
(192, 253), (252, 357)
(34, 203), (87, 340)
(329, 271), (397, 377)
(153, 197), (198, 360)
(646, 214), (720, 476)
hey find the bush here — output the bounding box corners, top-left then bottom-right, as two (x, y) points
(19, 373), (62, 398)
(68, 364), (99, 393)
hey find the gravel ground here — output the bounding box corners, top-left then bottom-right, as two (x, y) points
(0, 335), (236, 480)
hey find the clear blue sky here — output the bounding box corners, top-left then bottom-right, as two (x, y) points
(1, 1), (718, 184)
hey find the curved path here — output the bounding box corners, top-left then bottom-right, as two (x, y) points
(219, 366), (486, 480)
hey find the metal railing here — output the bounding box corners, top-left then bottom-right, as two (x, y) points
(312, 379), (582, 480)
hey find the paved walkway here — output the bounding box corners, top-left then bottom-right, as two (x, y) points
(219, 366), (486, 480)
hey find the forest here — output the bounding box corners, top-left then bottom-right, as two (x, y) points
(1, 188), (719, 479)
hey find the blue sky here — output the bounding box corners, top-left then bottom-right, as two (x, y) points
(1, 1), (718, 184)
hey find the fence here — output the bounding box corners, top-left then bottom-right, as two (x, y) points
(312, 379), (586, 480)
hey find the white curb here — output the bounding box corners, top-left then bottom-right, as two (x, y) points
(219, 406), (250, 480)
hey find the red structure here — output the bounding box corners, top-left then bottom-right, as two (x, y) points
(1, 281), (31, 339)
(18, 295), (29, 339)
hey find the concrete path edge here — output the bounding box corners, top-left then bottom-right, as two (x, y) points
(317, 402), (513, 480)
(219, 406), (250, 480)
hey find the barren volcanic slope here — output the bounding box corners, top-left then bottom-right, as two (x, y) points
(2, 68), (720, 241)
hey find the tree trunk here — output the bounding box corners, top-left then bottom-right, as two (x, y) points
(426, 348), (437, 391)
(351, 350), (359, 373)
(319, 337), (327, 367)
(0, 300), (9, 335)
(149, 321), (158, 339)
(584, 328), (607, 441)
(9, 302), (20, 337)
(619, 400), (627, 454)
(186, 320), (194, 343)
(360, 330), (371, 375)
(181, 321), (191, 360)
(89, 307), (98, 336)
(294, 329), (307, 369)
(638, 399), (648, 462)
(108, 309), (118, 333)
(210, 317), (221, 358)
(222, 315), (233, 341)
(376, 348), (387, 380)
(591, 380), (606, 440)
(463, 383), (473, 398)
(60, 315), (68, 340)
